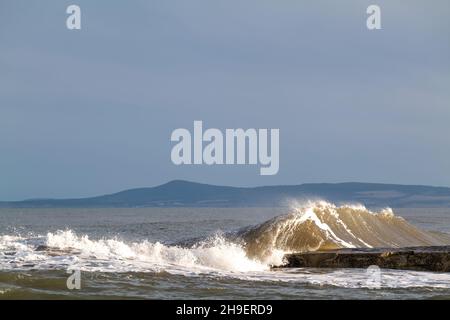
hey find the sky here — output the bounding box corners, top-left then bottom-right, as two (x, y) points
(0, 0), (449, 200)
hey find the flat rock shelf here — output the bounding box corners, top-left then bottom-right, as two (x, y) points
(276, 246), (450, 272)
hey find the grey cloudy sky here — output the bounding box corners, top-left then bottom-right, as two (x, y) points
(1, 0), (449, 200)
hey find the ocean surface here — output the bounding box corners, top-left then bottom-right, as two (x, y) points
(1, 202), (450, 299)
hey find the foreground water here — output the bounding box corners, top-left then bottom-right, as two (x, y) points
(1, 204), (450, 299)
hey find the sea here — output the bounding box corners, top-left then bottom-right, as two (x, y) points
(1, 202), (450, 299)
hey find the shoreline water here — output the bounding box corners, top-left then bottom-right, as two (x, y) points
(1, 204), (450, 299)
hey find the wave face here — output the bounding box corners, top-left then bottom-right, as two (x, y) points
(239, 202), (450, 259)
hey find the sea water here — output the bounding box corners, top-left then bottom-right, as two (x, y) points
(0, 205), (449, 299)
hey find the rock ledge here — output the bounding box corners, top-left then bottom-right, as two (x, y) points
(277, 246), (450, 272)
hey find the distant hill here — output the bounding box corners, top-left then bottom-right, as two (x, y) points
(1, 180), (450, 208)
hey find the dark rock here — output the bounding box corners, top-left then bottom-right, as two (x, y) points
(34, 245), (80, 256)
(277, 246), (450, 272)
(35, 245), (50, 251)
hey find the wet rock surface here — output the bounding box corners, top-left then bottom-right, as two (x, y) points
(277, 246), (450, 272)
(35, 245), (81, 256)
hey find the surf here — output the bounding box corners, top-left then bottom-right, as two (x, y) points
(1, 201), (449, 275)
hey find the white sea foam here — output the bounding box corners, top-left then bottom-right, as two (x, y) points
(1, 230), (279, 274)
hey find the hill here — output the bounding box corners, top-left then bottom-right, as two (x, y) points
(2, 180), (450, 208)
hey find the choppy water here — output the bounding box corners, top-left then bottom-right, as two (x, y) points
(1, 204), (450, 299)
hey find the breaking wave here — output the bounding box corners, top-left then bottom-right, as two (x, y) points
(239, 201), (450, 259)
(1, 201), (449, 276)
(0, 231), (276, 274)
